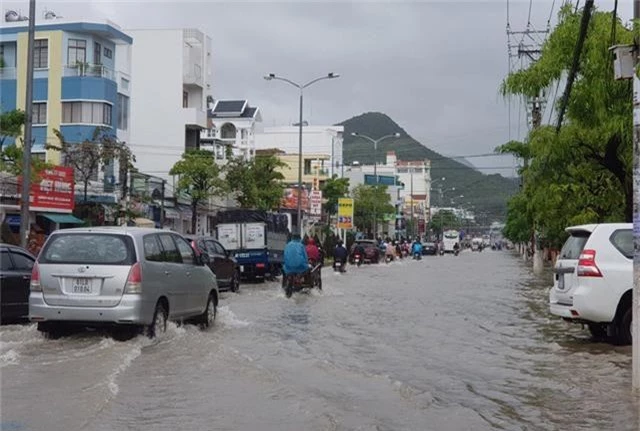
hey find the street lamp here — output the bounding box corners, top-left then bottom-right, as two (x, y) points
(264, 72), (340, 235)
(350, 132), (400, 237)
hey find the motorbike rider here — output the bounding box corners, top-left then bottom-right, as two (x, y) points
(411, 238), (423, 256)
(333, 240), (348, 267)
(385, 241), (396, 261)
(305, 237), (321, 265)
(283, 234), (309, 281)
(353, 242), (366, 262)
(453, 242), (460, 254)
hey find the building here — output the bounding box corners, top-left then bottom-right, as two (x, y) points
(200, 99), (262, 164)
(126, 28), (211, 184)
(254, 126), (344, 177)
(0, 12), (132, 163)
(0, 12), (132, 232)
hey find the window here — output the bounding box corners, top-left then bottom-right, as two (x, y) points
(143, 235), (163, 262)
(94, 42), (101, 65)
(610, 229), (633, 259)
(304, 159), (312, 175)
(34, 39), (48, 68)
(117, 94), (129, 130)
(32, 102), (47, 125)
(104, 47), (113, 59)
(39, 234), (135, 265)
(10, 252), (34, 270)
(559, 232), (590, 260)
(0, 250), (12, 271)
(183, 91), (188, 108)
(62, 102), (112, 125)
(175, 236), (195, 265)
(158, 234), (181, 263)
(0, 43), (4, 66)
(67, 39), (86, 65)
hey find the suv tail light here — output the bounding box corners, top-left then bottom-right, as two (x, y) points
(30, 262), (41, 291)
(577, 249), (602, 277)
(124, 262), (143, 294)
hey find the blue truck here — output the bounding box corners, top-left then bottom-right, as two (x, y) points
(214, 209), (291, 282)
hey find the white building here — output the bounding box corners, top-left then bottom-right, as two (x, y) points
(200, 99), (262, 163)
(254, 126), (344, 177)
(126, 28), (212, 184)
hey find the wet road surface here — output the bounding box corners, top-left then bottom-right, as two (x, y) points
(1, 250), (637, 430)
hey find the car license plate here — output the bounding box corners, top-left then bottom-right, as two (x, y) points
(72, 278), (93, 294)
(335, 262), (341, 266)
(557, 274), (565, 290)
(240, 265), (244, 272)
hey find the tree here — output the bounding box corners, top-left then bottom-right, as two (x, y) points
(224, 154), (286, 210)
(499, 4), (633, 247)
(429, 209), (461, 236)
(0, 109), (25, 152)
(321, 175), (350, 214)
(51, 127), (136, 202)
(170, 149), (226, 234)
(352, 184), (394, 235)
(0, 110), (49, 178)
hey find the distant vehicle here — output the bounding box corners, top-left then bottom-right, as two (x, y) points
(442, 230), (460, 254)
(549, 223), (632, 344)
(471, 238), (483, 251)
(185, 235), (240, 293)
(214, 210), (290, 281)
(421, 242), (437, 256)
(29, 227), (218, 339)
(349, 240), (380, 264)
(1, 244), (35, 324)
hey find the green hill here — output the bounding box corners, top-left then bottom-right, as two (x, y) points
(337, 112), (519, 222)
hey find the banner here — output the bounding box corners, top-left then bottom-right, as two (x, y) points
(19, 166), (75, 212)
(281, 187), (309, 210)
(337, 197), (353, 229)
(309, 190), (322, 220)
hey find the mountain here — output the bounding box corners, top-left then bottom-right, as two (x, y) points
(337, 112), (519, 222)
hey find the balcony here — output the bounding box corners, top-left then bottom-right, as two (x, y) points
(63, 63), (115, 81)
(183, 63), (203, 87)
(0, 67), (17, 79)
(182, 107), (207, 129)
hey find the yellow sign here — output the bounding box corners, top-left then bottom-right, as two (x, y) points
(337, 197), (354, 229)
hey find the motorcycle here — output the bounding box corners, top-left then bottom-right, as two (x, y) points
(454, 249), (460, 256)
(412, 252), (422, 260)
(283, 261), (322, 298)
(385, 254), (395, 263)
(333, 260), (346, 273)
(353, 253), (362, 267)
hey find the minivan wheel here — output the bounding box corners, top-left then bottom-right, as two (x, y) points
(37, 322), (64, 340)
(231, 271), (240, 293)
(198, 293), (217, 329)
(587, 323), (607, 340)
(616, 307), (632, 346)
(147, 302), (167, 339)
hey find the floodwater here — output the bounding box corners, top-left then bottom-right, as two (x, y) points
(1, 250), (637, 430)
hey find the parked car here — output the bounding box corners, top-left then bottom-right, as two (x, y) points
(29, 227), (219, 339)
(549, 223), (632, 344)
(421, 242), (438, 256)
(185, 235), (240, 292)
(1, 244), (36, 324)
(349, 240), (380, 264)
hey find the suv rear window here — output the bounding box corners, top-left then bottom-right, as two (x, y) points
(559, 231), (590, 260)
(40, 233), (136, 265)
(610, 229), (633, 259)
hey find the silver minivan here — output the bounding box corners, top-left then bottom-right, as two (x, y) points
(29, 227), (218, 338)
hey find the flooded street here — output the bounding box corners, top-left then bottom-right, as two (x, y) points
(1, 250), (637, 431)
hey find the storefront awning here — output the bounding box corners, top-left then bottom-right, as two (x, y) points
(41, 213), (85, 224)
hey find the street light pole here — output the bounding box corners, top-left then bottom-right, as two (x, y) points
(351, 132), (400, 238)
(264, 73), (340, 236)
(632, 0), (640, 393)
(19, 0), (37, 249)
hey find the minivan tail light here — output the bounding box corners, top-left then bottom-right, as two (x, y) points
(124, 262), (142, 294)
(30, 262), (41, 291)
(577, 249), (602, 277)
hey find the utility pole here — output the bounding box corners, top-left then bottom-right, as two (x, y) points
(410, 167), (414, 239)
(632, 0), (640, 393)
(19, 0), (37, 248)
(531, 96), (544, 274)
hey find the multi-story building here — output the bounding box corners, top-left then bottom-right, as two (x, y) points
(254, 126), (344, 177)
(200, 99), (262, 164)
(126, 28), (211, 184)
(0, 13), (132, 163)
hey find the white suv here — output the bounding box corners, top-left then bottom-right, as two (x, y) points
(549, 223), (632, 344)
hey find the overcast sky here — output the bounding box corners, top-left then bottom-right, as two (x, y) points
(4, 0), (633, 176)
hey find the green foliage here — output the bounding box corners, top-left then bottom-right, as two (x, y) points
(429, 210), (461, 234)
(51, 127), (135, 202)
(352, 184), (394, 233)
(170, 149), (226, 233)
(0, 109), (26, 151)
(224, 154), (286, 210)
(500, 5), (633, 247)
(339, 112), (519, 221)
(0, 110), (50, 178)
(321, 175), (350, 214)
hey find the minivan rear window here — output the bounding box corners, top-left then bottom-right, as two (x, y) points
(559, 231), (590, 260)
(39, 233), (136, 265)
(610, 229), (633, 259)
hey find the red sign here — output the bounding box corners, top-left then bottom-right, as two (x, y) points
(281, 187), (310, 210)
(19, 166), (75, 211)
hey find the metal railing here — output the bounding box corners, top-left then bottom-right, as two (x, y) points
(63, 63), (115, 81)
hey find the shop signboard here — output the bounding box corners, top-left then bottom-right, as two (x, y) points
(18, 166), (75, 212)
(337, 197), (354, 229)
(309, 190), (322, 220)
